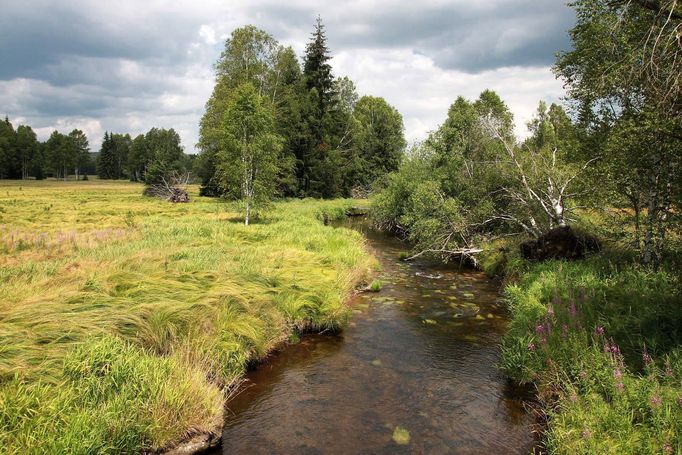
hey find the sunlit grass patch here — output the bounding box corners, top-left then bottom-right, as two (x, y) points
(0, 179), (374, 453)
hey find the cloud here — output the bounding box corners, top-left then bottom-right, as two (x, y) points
(0, 0), (574, 153)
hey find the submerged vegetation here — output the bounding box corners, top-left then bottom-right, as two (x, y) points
(0, 180), (373, 453)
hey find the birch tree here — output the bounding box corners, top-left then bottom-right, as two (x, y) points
(217, 83), (283, 225)
(481, 103), (598, 238)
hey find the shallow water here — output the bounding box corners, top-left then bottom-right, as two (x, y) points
(210, 219), (534, 454)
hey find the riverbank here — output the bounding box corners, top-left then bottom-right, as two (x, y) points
(0, 180), (374, 454)
(207, 217), (534, 454)
(481, 243), (682, 453)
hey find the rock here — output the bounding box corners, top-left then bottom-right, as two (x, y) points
(520, 226), (600, 261)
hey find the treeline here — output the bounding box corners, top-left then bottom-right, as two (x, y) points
(196, 19), (406, 200)
(95, 128), (190, 184)
(0, 117), (92, 180)
(0, 117), (191, 184)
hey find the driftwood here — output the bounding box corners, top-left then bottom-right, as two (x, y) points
(143, 172), (190, 203)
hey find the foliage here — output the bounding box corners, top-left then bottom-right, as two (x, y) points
(0, 179), (374, 453)
(498, 249), (682, 453)
(140, 128), (188, 185)
(97, 132), (131, 180)
(216, 83), (283, 224)
(372, 91), (589, 262)
(555, 0), (682, 267)
(197, 21), (405, 199)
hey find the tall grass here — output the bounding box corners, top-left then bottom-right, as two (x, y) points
(494, 245), (682, 454)
(0, 180), (374, 453)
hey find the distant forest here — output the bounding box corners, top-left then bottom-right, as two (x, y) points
(0, 18), (406, 199)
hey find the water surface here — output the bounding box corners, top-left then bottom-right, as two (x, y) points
(211, 219), (534, 454)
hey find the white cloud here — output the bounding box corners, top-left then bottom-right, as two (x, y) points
(333, 49), (564, 141)
(0, 0), (572, 153)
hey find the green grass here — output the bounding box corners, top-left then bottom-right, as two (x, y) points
(368, 279), (382, 292)
(0, 179), (374, 453)
(495, 244), (682, 454)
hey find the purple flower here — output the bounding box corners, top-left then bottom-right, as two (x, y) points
(581, 429), (592, 440)
(527, 343), (536, 351)
(613, 369), (622, 379)
(535, 324), (545, 334)
(663, 443), (673, 454)
(594, 326), (605, 336)
(615, 382), (624, 391)
(642, 346), (653, 366)
(677, 396), (682, 408)
(651, 395), (662, 408)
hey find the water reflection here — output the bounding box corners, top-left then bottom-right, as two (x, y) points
(212, 219), (534, 454)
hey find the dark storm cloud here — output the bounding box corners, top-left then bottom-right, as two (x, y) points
(0, 0), (202, 83)
(247, 1), (574, 72)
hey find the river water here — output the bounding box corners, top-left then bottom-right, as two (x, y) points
(210, 219), (534, 454)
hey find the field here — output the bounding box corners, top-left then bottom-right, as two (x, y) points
(0, 180), (374, 453)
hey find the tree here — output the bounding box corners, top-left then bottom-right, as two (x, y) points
(198, 26), (281, 196)
(301, 16), (345, 197)
(0, 116), (18, 179)
(97, 132), (131, 179)
(481, 103), (597, 237)
(45, 131), (75, 180)
(303, 16), (335, 116)
(15, 125), (38, 179)
(217, 83), (283, 225)
(555, 0), (682, 266)
(127, 134), (150, 182)
(68, 129), (90, 180)
(97, 132), (115, 179)
(348, 96), (406, 190)
(142, 128), (187, 185)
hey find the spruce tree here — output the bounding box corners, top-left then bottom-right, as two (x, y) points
(97, 132), (114, 179)
(301, 16), (341, 197)
(303, 16), (335, 116)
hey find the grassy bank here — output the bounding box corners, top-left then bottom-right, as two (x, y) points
(482, 245), (682, 453)
(0, 180), (374, 453)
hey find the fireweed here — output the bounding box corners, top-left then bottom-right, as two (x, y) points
(498, 250), (681, 454)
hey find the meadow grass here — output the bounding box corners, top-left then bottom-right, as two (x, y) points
(485, 242), (682, 454)
(0, 179), (374, 453)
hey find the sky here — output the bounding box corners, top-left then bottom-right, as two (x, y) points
(0, 0), (575, 154)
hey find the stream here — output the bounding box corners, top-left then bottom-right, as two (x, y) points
(209, 218), (534, 454)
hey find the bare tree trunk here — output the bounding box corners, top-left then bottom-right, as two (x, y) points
(245, 201), (250, 226)
(633, 200), (642, 250)
(642, 176), (658, 266)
